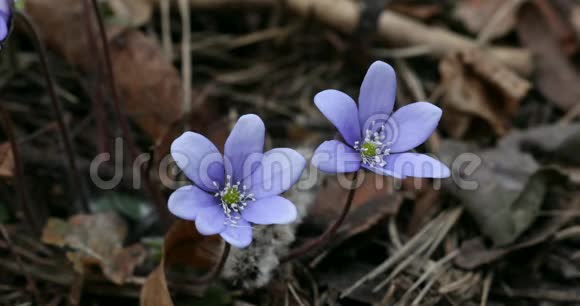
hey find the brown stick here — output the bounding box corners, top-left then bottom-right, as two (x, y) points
(188, 0), (533, 75)
(0, 104), (41, 232)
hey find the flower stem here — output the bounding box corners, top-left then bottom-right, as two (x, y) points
(281, 171), (359, 263)
(191, 242), (231, 285)
(0, 104), (41, 232)
(84, 0), (171, 227)
(14, 12), (89, 213)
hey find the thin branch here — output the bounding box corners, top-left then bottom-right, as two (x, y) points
(85, 0), (171, 227)
(14, 12), (89, 213)
(0, 103), (40, 232)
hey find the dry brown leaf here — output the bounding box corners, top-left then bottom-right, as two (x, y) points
(107, 0), (153, 27)
(439, 50), (531, 138)
(455, 0), (519, 40)
(140, 220), (223, 306)
(26, 0), (184, 141)
(306, 172), (401, 243)
(517, 2), (580, 111)
(0, 142), (14, 178)
(41, 212), (146, 284)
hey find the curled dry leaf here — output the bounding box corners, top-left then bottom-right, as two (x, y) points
(140, 220), (223, 306)
(0, 142), (14, 178)
(41, 212), (146, 284)
(26, 0), (184, 141)
(439, 50), (531, 138)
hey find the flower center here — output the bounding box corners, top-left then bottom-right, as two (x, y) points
(354, 121), (392, 168)
(213, 175), (255, 226)
(361, 142), (378, 158)
(222, 187), (241, 205)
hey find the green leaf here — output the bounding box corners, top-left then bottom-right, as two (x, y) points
(90, 192), (152, 221)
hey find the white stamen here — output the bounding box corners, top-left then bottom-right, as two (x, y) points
(354, 121), (392, 168)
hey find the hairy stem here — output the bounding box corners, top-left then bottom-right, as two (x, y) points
(281, 171), (359, 263)
(14, 12), (89, 213)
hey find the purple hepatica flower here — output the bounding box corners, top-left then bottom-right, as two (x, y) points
(312, 61), (450, 179)
(0, 0), (11, 44)
(169, 114), (306, 248)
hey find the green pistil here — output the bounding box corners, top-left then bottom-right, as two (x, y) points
(361, 142), (377, 158)
(223, 187), (241, 205)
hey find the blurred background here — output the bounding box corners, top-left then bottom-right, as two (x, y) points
(1, 0), (580, 305)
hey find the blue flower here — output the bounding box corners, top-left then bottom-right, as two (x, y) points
(168, 114), (306, 248)
(0, 0), (12, 43)
(312, 61), (450, 178)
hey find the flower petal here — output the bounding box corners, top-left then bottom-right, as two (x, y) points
(195, 205), (226, 235)
(312, 140), (361, 173)
(0, 14), (8, 41)
(314, 89), (361, 145)
(361, 164), (402, 179)
(171, 132), (225, 192)
(358, 61), (397, 130)
(241, 196), (297, 225)
(220, 218), (253, 248)
(384, 153), (450, 178)
(244, 148), (306, 199)
(224, 114), (265, 183)
(387, 102), (442, 153)
(168, 185), (217, 220)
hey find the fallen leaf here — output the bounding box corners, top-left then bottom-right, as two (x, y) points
(140, 220), (223, 306)
(305, 172), (401, 244)
(41, 212), (146, 284)
(0, 142), (14, 178)
(440, 140), (566, 246)
(455, 195), (580, 269)
(439, 49), (531, 138)
(26, 0), (184, 141)
(455, 0), (520, 41)
(516, 2), (580, 110)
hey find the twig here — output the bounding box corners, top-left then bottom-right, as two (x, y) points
(81, 0), (110, 154)
(85, 0), (171, 227)
(160, 0), (173, 60)
(481, 271), (494, 306)
(0, 103), (40, 232)
(178, 0), (192, 114)
(187, 0), (533, 74)
(14, 12), (89, 213)
(0, 225), (42, 306)
(281, 171), (359, 263)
